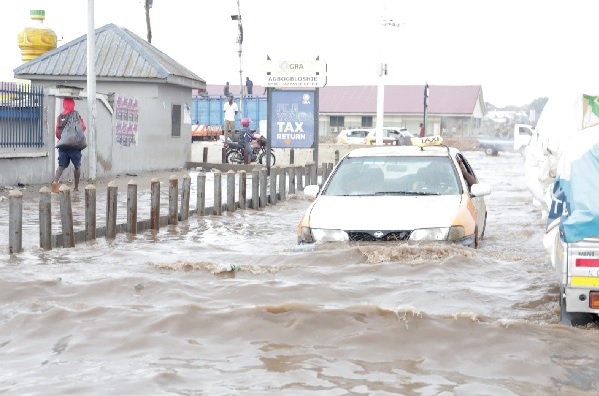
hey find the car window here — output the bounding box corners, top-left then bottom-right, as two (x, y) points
(324, 156), (461, 196)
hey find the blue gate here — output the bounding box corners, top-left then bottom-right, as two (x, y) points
(0, 82), (44, 148)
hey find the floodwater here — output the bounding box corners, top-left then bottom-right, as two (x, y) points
(1, 151), (599, 395)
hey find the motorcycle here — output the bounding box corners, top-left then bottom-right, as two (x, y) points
(224, 135), (276, 166)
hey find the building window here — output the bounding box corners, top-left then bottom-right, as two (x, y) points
(330, 116), (344, 127)
(171, 104), (181, 137)
(362, 116), (373, 127)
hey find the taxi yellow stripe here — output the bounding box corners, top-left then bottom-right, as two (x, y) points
(571, 276), (599, 287)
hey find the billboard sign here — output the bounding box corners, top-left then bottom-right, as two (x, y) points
(269, 90), (315, 148)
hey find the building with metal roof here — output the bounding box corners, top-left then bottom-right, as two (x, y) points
(199, 84), (485, 138)
(10, 23), (206, 183)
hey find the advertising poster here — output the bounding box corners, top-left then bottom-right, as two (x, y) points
(114, 95), (139, 146)
(269, 90), (315, 148)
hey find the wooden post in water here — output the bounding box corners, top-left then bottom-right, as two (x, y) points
(197, 172), (206, 216)
(239, 170), (247, 210)
(270, 166), (278, 205)
(289, 165), (296, 194)
(259, 167), (267, 208)
(227, 170), (236, 212)
(85, 184), (96, 241)
(8, 189), (23, 254)
(39, 186), (52, 250)
(214, 170), (222, 215)
(127, 181), (137, 234)
(168, 175), (178, 225)
(106, 181), (118, 239)
(180, 174), (191, 221)
(296, 165), (304, 191)
(150, 178), (160, 230)
(279, 166), (287, 201)
(58, 185), (74, 248)
(251, 168), (259, 209)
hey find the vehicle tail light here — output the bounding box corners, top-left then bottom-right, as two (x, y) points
(590, 292), (599, 309)
(575, 258), (599, 267)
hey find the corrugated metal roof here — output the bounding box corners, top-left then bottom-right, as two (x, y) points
(14, 24), (205, 89)
(202, 84), (483, 115)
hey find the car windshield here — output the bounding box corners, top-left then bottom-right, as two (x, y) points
(323, 156), (461, 196)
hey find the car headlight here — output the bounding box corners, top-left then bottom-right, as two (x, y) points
(308, 228), (349, 243)
(410, 226), (465, 242)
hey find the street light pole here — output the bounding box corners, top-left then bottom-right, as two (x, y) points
(375, 17), (399, 146)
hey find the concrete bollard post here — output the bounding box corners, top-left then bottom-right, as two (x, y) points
(168, 175), (178, 225)
(335, 150), (340, 164)
(85, 184), (96, 241)
(9, 189), (23, 254)
(311, 162), (318, 186)
(259, 167), (267, 208)
(226, 170), (236, 212)
(58, 185), (75, 248)
(221, 147), (227, 164)
(203, 147), (208, 163)
(304, 164), (311, 186)
(39, 186), (52, 250)
(290, 148), (295, 165)
(279, 166), (287, 201)
(197, 172), (206, 216)
(150, 178), (160, 230)
(289, 165), (296, 194)
(296, 165), (304, 191)
(180, 174), (191, 221)
(127, 180), (137, 234)
(251, 168), (259, 209)
(321, 162), (328, 186)
(106, 181), (118, 239)
(214, 170), (222, 215)
(238, 170), (247, 210)
(270, 166), (278, 205)
(327, 163), (334, 182)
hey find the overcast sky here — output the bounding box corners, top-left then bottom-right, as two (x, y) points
(1, 0), (597, 107)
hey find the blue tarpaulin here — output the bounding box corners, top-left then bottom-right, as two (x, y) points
(548, 127), (599, 242)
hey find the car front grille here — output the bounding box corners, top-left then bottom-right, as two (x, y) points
(347, 230), (412, 242)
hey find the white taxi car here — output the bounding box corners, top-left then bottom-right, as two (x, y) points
(297, 136), (491, 248)
(335, 129), (370, 145)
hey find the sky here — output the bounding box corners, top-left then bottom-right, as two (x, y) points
(1, 0), (598, 108)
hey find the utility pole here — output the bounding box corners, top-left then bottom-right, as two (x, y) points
(231, 1), (243, 116)
(423, 82), (429, 137)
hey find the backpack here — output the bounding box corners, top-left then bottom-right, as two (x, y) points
(56, 111), (87, 150)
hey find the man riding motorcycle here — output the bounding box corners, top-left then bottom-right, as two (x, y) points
(241, 117), (259, 164)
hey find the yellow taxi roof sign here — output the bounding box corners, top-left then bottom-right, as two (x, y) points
(411, 135), (443, 147)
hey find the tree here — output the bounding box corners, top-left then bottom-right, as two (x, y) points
(145, 0), (153, 43)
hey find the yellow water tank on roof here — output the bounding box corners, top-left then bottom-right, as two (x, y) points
(17, 9), (57, 63)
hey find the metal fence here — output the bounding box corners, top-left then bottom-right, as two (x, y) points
(0, 82), (44, 148)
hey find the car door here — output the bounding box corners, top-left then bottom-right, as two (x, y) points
(459, 155), (486, 235)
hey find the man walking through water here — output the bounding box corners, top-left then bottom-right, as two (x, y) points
(52, 97), (87, 193)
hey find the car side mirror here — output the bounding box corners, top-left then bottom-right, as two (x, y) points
(303, 184), (320, 198)
(470, 183), (491, 196)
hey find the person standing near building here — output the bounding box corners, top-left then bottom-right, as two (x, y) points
(245, 77), (253, 96)
(419, 123), (425, 138)
(223, 82), (230, 98)
(223, 95), (238, 143)
(52, 97), (87, 193)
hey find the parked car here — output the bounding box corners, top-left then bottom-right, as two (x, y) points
(335, 128), (370, 145)
(297, 136), (491, 248)
(366, 127), (414, 145)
